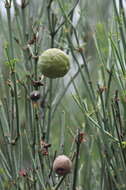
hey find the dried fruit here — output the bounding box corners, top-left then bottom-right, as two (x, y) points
(38, 48), (70, 78)
(53, 155), (72, 176)
(30, 90), (41, 101)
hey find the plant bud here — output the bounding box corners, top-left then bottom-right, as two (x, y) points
(53, 155), (72, 176)
(30, 90), (41, 101)
(38, 48), (70, 78)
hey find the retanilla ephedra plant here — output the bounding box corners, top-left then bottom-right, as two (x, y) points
(0, 0), (126, 190)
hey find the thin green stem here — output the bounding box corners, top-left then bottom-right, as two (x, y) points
(54, 175), (66, 190)
(72, 130), (81, 190)
(46, 79), (53, 143)
(6, 5), (14, 58)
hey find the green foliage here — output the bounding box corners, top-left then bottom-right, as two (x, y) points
(96, 23), (109, 58)
(0, 0), (126, 190)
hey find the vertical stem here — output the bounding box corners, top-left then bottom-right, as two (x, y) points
(5, 3), (20, 183)
(34, 48), (38, 82)
(6, 4), (14, 58)
(72, 130), (81, 190)
(12, 71), (20, 137)
(46, 0), (55, 143)
(46, 79), (53, 142)
(6, 1), (20, 138)
(113, 0), (126, 62)
(21, 3), (29, 70)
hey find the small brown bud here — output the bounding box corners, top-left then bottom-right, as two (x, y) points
(53, 155), (72, 176)
(30, 90), (41, 101)
(19, 169), (27, 177)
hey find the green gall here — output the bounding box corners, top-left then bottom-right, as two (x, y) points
(38, 48), (70, 78)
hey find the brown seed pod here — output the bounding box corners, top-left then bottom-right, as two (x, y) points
(53, 155), (72, 176)
(30, 90), (41, 101)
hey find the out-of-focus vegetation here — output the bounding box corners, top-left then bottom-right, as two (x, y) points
(0, 0), (126, 190)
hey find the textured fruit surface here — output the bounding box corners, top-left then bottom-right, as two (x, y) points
(53, 155), (72, 175)
(38, 48), (70, 78)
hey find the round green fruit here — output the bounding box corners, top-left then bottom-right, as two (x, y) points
(38, 48), (70, 78)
